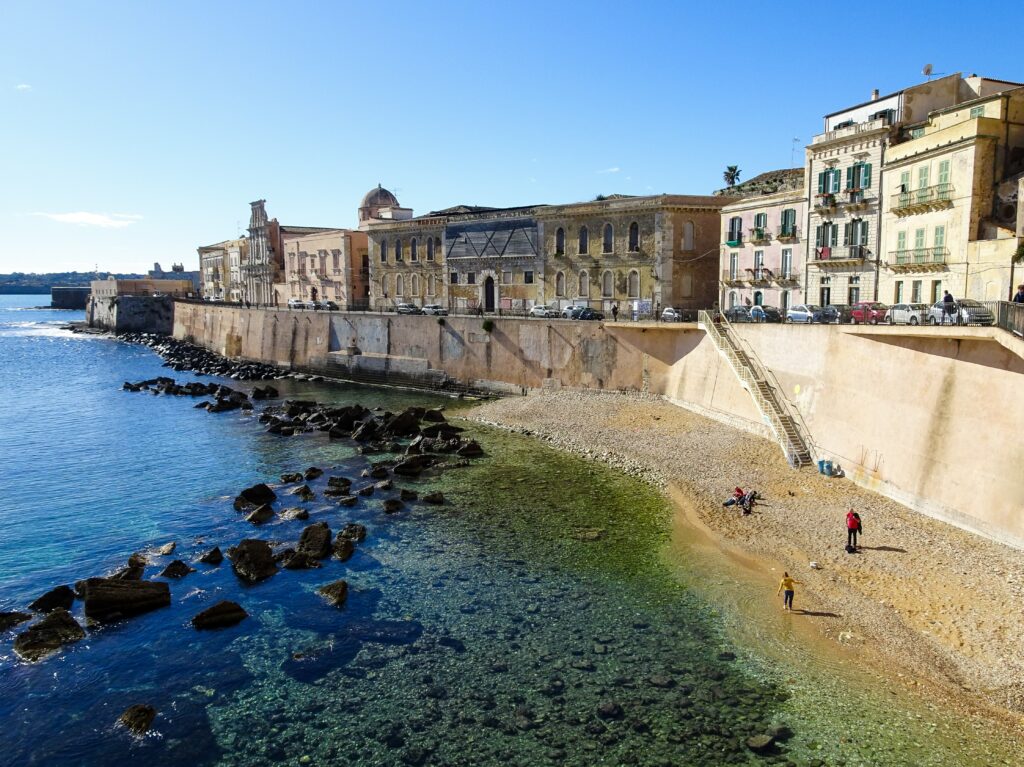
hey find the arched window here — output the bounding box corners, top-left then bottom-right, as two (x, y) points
(628, 222), (639, 252)
(396, 274), (404, 296)
(555, 227), (565, 255)
(754, 290), (763, 306)
(411, 274), (420, 296)
(411, 238), (418, 262)
(728, 291), (738, 308)
(602, 223), (613, 253)
(395, 239), (404, 261)
(381, 274), (390, 299)
(426, 238), (434, 261)
(683, 221), (694, 251)
(627, 270), (640, 298)
(555, 271), (566, 297)
(602, 270), (613, 297)
(578, 226), (589, 255)
(578, 270), (589, 297)
(427, 275), (435, 296)
(380, 240), (388, 262)
(434, 237), (442, 259)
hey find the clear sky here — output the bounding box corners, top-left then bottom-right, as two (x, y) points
(3, 0), (1021, 274)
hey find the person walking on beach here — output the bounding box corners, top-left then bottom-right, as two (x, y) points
(846, 508), (862, 551)
(777, 572), (801, 611)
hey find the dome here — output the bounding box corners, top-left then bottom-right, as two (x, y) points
(360, 184), (400, 210)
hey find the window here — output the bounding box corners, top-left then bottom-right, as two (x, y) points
(411, 274), (420, 296)
(555, 227), (565, 255)
(914, 228), (926, 250)
(427, 275), (435, 296)
(781, 249), (792, 278)
(578, 226), (589, 254)
(917, 166), (929, 189)
(381, 274), (390, 298)
(502, 271), (513, 285)
(727, 216), (743, 242)
(380, 240), (388, 262)
(931, 280), (942, 303)
(970, 105), (985, 118)
(396, 274), (404, 296)
(909, 127), (925, 139)
(450, 272), (458, 285)
(899, 170), (911, 193)
(934, 225), (946, 250)
(815, 222), (839, 249)
(332, 251), (340, 271)
(602, 270), (613, 297)
(846, 162), (873, 190)
(628, 222), (639, 252)
(728, 291), (738, 308)
(426, 238), (434, 261)
(434, 237), (441, 259)
(897, 231), (907, 251)
(524, 271), (534, 284)
(938, 160), (951, 187)
(729, 252), (738, 279)
(848, 285), (860, 304)
(467, 272), (476, 285)
(556, 271), (565, 296)
(627, 270), (640, 298)
(894, 281), (904, 303)
(845, 219), (869, 247)
(780, 209), (797, 236)
(911, 280), (922, 303)
(753, 291), (763, 306)
(780, 290), (791, 313)
(753, 212), (767, 229)
(754, 250), (764, 277)
(683, 221), (694, 250)
(410, 238), (418, 262)
(817, 168), (841, 194)
(579, 270), (589, 297)
(602, 223), (613, 253)
(395, 239), (404, 261)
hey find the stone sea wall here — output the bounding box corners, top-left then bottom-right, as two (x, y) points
(172, 301), (1024, 547)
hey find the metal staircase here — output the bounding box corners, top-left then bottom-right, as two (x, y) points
(697, 311), (814, 468)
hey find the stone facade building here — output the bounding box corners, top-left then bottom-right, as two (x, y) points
(282, 228), (369, 308)
(879, 85), (1024, 305)
(198, 237), (247, 300)
(719, 174), (806, 311)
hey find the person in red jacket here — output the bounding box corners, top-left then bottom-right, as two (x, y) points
(846, 508), (862, 550)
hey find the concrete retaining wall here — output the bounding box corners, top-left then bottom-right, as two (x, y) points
(88, 295), (175, 333)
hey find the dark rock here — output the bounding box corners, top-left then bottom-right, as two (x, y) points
(0, 611), (32, 631)
(198, 546), (223, 565)
(392, 455), (434, 477)
(456, 440), (484, 458)
(383, 408), (422, 438)
(338, 523), (367, 543)
(280, 472), (304, 484)
(596, 700), (624, 720)
(717, 651), (736, 661)
(291, 484), (315, 501)
(28, 585), (75, 613)
(318, 580), (349, 607)
(227, 539), (279, 582)
(13, 609), (86, 661)
(192, 600), (248, 630)
(332, 538), (355, 561)
(239, 483), (277, 506)
(745, 734), (775, 753)
(112, 552), (146, 580)
(337, 495), (359, 507)
(282, 552), (322, 570)
(422, 491), (444, 505)
(400, 489), (418, 501)
(357, 485), (374, 497)
(382, 499), (404, 514)
(304, 467), (324, 480)
(573, 528), (605, 542)
(297, 522), (332, 559)
(245, 504), (275, 524)
(421, 423), (463, 438)
(280, 507), (309, 521)
(159, 560), (195, 579)
(119, 704), (157, 735)
(422, 408), (446, 422)
(369, 466), (390, 479)
(327, 475), (351, 488)
(374, 479), (393, 491)
(81, 578), (171, 622)
(648, 674), (675, 688)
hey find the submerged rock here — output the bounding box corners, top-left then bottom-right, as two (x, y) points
(303, 467), (324, 481)
(280, 507), (310, 521)
(338, 523), (367, 543)
(13, 609), (86, 661)
(159, 559), (195, 579)
(0, 612), (32, 632)
(382, 499), (404, 514)
(337, 495), (359, 507)
(227, 539), (278, 582)
(80, 578), (171, 623)
(280, 472), (303, 484)
(456, 440), (484, 458)
(400, 489), (418, 501)
(317, 580), (349, 607)
(282, 552), (322, 570)
(332, 538), (355, 561)
(422, 491), (444, 505)
(119, 704), (157, 734)
(745, 734), (775, 754)
(155, 542), (176, 556)
(28, 585), (75, 613)
(192, 600), (248, 630)
(291, 484), (315, 501)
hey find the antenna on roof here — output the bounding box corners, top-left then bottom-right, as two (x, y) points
(921, 63), (945, 81)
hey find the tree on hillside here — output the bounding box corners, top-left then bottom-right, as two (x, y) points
(723, 166), (741, 187)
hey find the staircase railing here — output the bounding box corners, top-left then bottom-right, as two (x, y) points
(698, 311), (813, 467)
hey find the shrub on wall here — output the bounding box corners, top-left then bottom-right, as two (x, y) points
(482, 319), (494, 333)
(437, 317), (446, 326)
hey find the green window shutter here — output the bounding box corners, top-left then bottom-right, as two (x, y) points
(846, 166), (854, 190)
(815, 225), (823, 247)
(897, 231), (906, 250)
(862, 163), (872, 189)
(918, 166), (929, 189)
(859, 222), (869, 246)
(832, 170), (841, 193)
(817, 172), (825, 194)
(934, 225), (945, 247)
(830, 225), (838, 246)
(938, 160), (950, 185)
(914, 229), (925, 249)
(899, 170), (910, 191)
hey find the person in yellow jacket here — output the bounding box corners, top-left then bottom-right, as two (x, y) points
(777, 572), (802, 611)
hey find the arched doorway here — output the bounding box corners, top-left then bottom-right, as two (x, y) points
(484, 276), (495, 312)
(753, 291), (763, 306)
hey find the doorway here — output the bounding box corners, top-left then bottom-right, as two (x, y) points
(484, 276), (495, 312)
(819, 286), (831, 306)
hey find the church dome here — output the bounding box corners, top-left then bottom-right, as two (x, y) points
(360, 184), (400, 210)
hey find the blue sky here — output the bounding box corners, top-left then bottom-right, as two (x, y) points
(2, 0), (1020, 273)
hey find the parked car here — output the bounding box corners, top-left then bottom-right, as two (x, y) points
(529, 304), (559, 318)
(749, 305), (783, 323)
(576, 308), (605, 321)
(561, 305), (586, 319)
(887, 303), (929, 325)
(926, 298), (995, 326)
(850, 301), (889, 324)
(786, 304), (824, 323)
(661, 307), (694, 322)
(724, 306), (753, 323)
(287, 298), (306, 309)
(317, 300), (340, 311)
(820, 304), (853, 324)
(395, 303), (423, 315)
(422, 304), (448, 316)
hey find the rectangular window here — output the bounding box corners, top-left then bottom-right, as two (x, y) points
(894, 281), (904, 304)
(897, 231), (907, 251)
(524, 271), (534, 285)
(911, 280), (922, 303)
(934, 225), (945, 249)
(781, 249), (792, 277)
(917, 166), (929, 189)
(753, 250), (764, 276)
(729, 252), (738, 279)
(450, 272), (458, 285)
(502, 271), (512, 285)
(467, 272), (476, 285)
(914, 229), (926, 249)
(970, 105), (985, 118)
(931, 280), (942, 303)
(938, 160), (950, 186)
(848, 286), (860, 304)
(754, 212), (767, 228)
(899, 170), (910, 194)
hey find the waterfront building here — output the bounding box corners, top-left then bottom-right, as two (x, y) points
(879, 85), (1024, 305)
(197, 238), (248, 300)
(89, 276), (194, 299)
(718, 170), (806, 311)
(282, 228), (370, 308)
(804, 74), (1016, 307)
(148, 262), (200, 293)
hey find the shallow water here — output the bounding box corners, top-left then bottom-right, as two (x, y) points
(0, 295), (1016, 766)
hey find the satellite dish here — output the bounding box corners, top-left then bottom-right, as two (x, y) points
(922, 63), (933, 76)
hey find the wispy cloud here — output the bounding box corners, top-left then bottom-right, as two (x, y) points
(597, 166), (621, 174)
(15, 84), (31, 92)
(33, 211), (143, 229)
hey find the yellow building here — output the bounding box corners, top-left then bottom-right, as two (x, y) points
(283, 229), (369, 307)
(880, 84), (1024, 305)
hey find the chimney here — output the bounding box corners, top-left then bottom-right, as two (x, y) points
(871, 89), (880, 101)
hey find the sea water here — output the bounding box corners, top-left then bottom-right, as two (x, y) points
(0, 295), (1016, 766)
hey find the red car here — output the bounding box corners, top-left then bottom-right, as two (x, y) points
(850, 301), (888, 324)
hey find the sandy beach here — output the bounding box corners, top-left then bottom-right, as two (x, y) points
(471, 390), (1024, 726)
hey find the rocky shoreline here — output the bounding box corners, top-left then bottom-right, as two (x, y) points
(471, 390), (1024, 726)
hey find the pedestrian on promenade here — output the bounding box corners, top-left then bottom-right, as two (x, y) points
(612, 303), (619, 322)
(846, 508), (862, 551)
(942, 290), (956, 325)
(1013, 284), (1024, 303)
(777, 572), (801, 611)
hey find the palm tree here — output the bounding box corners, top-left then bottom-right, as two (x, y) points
(723, 166), (741, 187)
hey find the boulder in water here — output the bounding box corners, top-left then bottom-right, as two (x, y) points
(119, 704), (157, 734)
(332, 538), (355, 561)
(297, 522), (332, 559)
(280, 472), (303, 484)
(382, 499), (404, 514)
(245, 504), (275, 524)
(238, 483), (277, 507)
(159, 560), (195, 579)
(155, 542), (176, 556)
(227, 539), (278, 582)
(303, 467), (324, 480)
(80, 578), (171, 623)
(28, 585), (75, 613)
(422, 491), (444, 505)
(198, 546), (223, 565)
(0, 611), (32, 632)
(317, 580), (349, 607)
(338, 523), (367, 543)
(13, 609), (86, 661)
(192, 600), (248, 630)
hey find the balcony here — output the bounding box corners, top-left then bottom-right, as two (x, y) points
(813, 193), (837, 214)
(811, 115), (891, 146)
(813, 245), (869, 266)
(885, 247), (949, 272)
(776, 226), (799, 242)
(842, 188), (871, 211)
(749, 227), (771, 245)
(724, 233), (743, 247)
(721, 270), (746, 287)
(891, 183), (953, 215)
(746, 267), (773, 286)
(774, 271), (801, 287)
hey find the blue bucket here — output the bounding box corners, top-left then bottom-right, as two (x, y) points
(817, 459), (826, 474)
(823, 460), (833, 476)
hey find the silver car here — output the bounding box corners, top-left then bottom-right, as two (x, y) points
(927, 299), (995, 326)
(529, 304), (559, 318)
(422, 304), (448, 316)
(887, 303), (929, 325)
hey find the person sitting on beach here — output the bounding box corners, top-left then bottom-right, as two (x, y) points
(723, 487), (745, 507)
(741, 490), (759, 514)
(777, 572), (802, 611)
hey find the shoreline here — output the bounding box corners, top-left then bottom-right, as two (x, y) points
(471, 390), (1024, 735)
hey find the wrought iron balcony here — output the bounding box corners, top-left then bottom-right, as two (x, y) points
(776, 226), (799, 242)
(746, 267), (773, 286)
(813, 193), (837, 214)
(774, 271), (801, 286)
(749, 227), (771, 245)
(724, 233), (743, 247)
(721, 269), (746, 286)
(813, 245), (868, 265)
(891, 183), (953, 215)
(886, 247), (948, 272)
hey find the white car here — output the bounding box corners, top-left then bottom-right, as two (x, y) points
(887, 303), (929, 325)
(661, 307), (691, 322)
(422, 304), (448, 316)
(530, 304), (558, 318)
(786, 304), (823, 323)
(287, 298), (306, 309)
